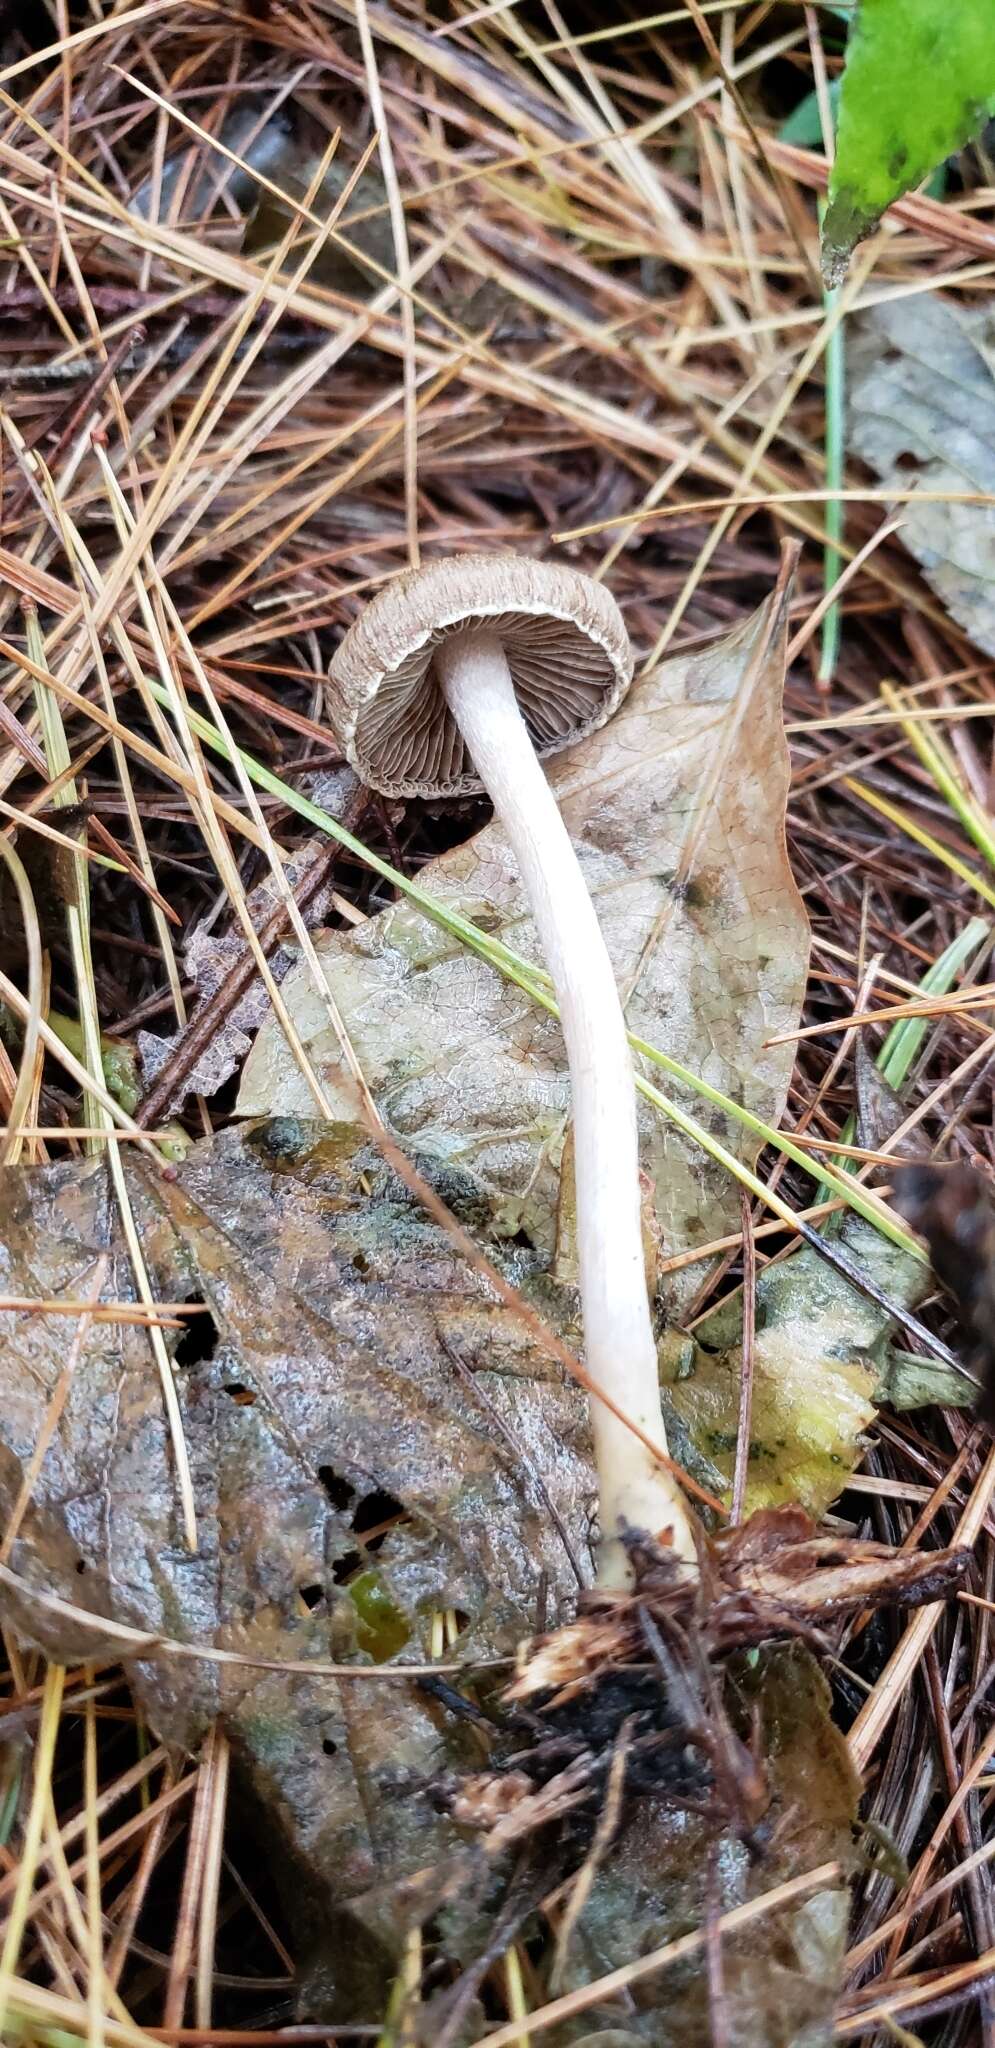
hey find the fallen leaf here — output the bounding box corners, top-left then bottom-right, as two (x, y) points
(544, 1644), (859, 2048)
(662, 1212), (926, 1518)
(0, 1134), (966, 2043)
(849, 296), (995, 656)
(130, 99), (393, 296)
(713, 1508), (969, 1632)
(454, 1512), (967, 2044)
(0, 1120), (595, 2019)
(823, 0), (995, 285)
(240, 583), (809, 1315)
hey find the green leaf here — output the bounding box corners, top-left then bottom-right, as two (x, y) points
(780, 78), (841, 149)
(823, 0), (995, 285)
(783, 76), (946, 200)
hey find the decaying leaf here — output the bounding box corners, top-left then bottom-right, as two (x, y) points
(0, 1120), (595, 2019)
(849, 296), (995, 656)
(874, 1349), (975, 1412)
(550, 1642), (857, 2048)
(433, 1510), (967, 2045)
(661, 1212), (926, 1519)
(240, 583), (809, 1315)
(0, 1131), (973, 2043)
(660, 1031), (956, 1517)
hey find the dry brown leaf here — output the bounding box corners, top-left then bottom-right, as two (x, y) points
(849, 296), (995, 654)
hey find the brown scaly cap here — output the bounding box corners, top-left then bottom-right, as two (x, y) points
(325, 552), (633, 798)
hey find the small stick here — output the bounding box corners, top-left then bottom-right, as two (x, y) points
(730, 1191), (756, 1525)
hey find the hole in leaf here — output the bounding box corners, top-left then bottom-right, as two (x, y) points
(75, 1559), (86, 1575)
(319, 1465), (355, 1512)
(223, 1383), (256, 1405)
(322, 1736), (338, 1757)
(174, 1294), (219, 1368)
(299, 1583), (324, 1611)
(352, 1488), (405, 1552)
(332, 1550), (362, 1585)
(351, 1250), (370, 1274)
(893, 450), (919, 472)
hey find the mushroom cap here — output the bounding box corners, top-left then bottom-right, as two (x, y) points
(326, 552), (633, 798)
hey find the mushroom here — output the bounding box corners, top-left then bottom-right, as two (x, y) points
(327, 553), (696, 1586)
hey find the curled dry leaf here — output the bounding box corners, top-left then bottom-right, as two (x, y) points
(510, 1505), (971, 1701)
(713, 1506), (971, 1630)
(239, 583), (809, 1314)
(849, 296), (995, 655)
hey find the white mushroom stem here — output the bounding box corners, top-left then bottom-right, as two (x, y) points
(435, 629), (697, 1586)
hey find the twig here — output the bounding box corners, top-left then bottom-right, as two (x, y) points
(730, 1191), (756, 1524)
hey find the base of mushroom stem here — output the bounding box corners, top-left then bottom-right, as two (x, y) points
(594, 1511), (700, 1592)
(435, 1507), (970, 1867)
(594, 1471), (700, 1589)
(507, 1505), (971, 1720)
(443, 1524), (771, 1865)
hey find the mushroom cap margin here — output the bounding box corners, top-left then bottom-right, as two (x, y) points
(325, 552), (634, 798)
